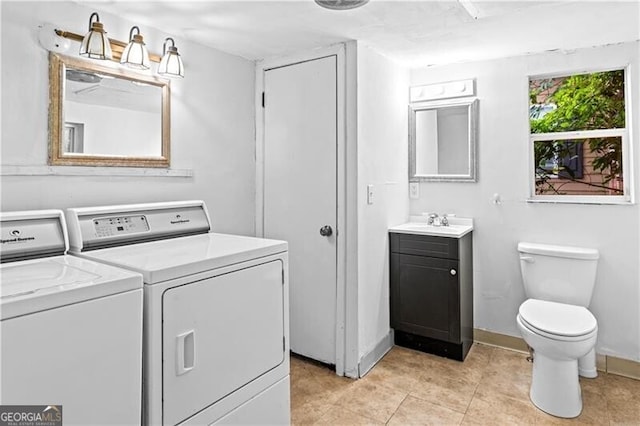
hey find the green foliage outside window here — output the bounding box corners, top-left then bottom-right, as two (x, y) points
(529, 70), (625, 194)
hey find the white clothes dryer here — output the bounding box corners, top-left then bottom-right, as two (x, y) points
(65, 201), (290, 425)
(0, 210), (143, 426)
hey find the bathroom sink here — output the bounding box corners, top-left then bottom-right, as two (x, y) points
(389, 218), (473, 238)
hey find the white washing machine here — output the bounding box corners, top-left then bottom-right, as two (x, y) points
(65, 201), (290, 425)
(0, 210), (143, 425)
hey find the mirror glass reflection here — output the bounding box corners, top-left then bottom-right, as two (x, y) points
(64, 67), (162, 156)
(415, 105), (469, 175)
(409, 98), (478, 182)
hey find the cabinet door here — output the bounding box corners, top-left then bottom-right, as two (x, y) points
(391, 253), (460, 343)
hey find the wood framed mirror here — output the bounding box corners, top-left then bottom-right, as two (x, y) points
(48, 53), (170, 167)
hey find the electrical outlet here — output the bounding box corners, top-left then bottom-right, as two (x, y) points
(409, 182), (419, 199)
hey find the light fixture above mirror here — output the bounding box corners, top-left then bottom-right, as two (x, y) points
(158, 38), (184, 78)
(79, 12), (112, 60)
(121, 26), (150, 70)
(47, 12), (185, 78)
(410, 79), (475, 103)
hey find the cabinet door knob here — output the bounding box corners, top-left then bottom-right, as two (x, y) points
(450, 269), (457, 276)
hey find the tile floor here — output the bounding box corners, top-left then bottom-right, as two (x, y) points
(290, 344), (640, 425)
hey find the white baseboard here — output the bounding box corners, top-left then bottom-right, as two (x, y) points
(358, 330), (394, 377)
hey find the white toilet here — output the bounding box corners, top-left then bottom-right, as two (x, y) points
(516, 242), (599, 418)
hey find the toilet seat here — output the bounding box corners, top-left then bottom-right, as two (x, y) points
(519, 299), (597, 341)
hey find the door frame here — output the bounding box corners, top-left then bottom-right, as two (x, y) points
(255, 43), (353, 376)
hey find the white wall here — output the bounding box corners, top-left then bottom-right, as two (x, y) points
(410, 42), (640, 361)
(356, 44), (410, 360)
(1, 1), (256, 235)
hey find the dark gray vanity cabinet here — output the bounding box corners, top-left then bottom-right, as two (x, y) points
(390, 231), (473, 361)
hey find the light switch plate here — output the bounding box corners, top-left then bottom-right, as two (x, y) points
(409, 182), (419, 199)
(367, 184), (374, 205)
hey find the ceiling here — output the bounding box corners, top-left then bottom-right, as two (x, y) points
(81, 0), (639, 68)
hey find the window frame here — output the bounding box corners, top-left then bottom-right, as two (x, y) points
(527, 66), (633, 205)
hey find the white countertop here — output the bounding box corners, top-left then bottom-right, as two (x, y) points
(389, 216), (473, 238)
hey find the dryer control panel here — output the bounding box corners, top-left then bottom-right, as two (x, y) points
(66, 201), (211, 252)
(94, 215), (150, 238)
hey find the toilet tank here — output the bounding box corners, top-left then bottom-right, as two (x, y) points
(518, 242), (599, 307)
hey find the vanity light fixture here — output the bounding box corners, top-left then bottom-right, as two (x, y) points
(121, 26), (150, 70)
(410, 79), (476, 103)
(50, 13), (185, 77)
(79, 12), (112, 60)
(158, 38), (184, 78)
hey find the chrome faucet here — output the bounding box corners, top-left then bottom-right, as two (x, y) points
(426, 212), (450, 226)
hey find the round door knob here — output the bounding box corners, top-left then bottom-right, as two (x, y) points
(319, 225), (333, 237)
(450, 269), (457, 276)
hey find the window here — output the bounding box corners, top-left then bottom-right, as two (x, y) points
(528, 69), (630, 203)
(64, 122), (85, 154)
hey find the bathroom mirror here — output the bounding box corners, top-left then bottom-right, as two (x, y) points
(409, 98), (478, 182)
(48, 53), (170, 167)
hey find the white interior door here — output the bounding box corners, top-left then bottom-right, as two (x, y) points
(263, 55), (337, 365)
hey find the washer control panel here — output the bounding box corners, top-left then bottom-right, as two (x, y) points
(94, 215), (149, 238)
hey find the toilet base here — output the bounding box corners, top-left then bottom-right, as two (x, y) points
(530, 352), (582, 418)
(578, 348), (598, 378)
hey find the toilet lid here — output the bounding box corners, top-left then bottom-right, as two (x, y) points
(519, 299), (597, 337)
